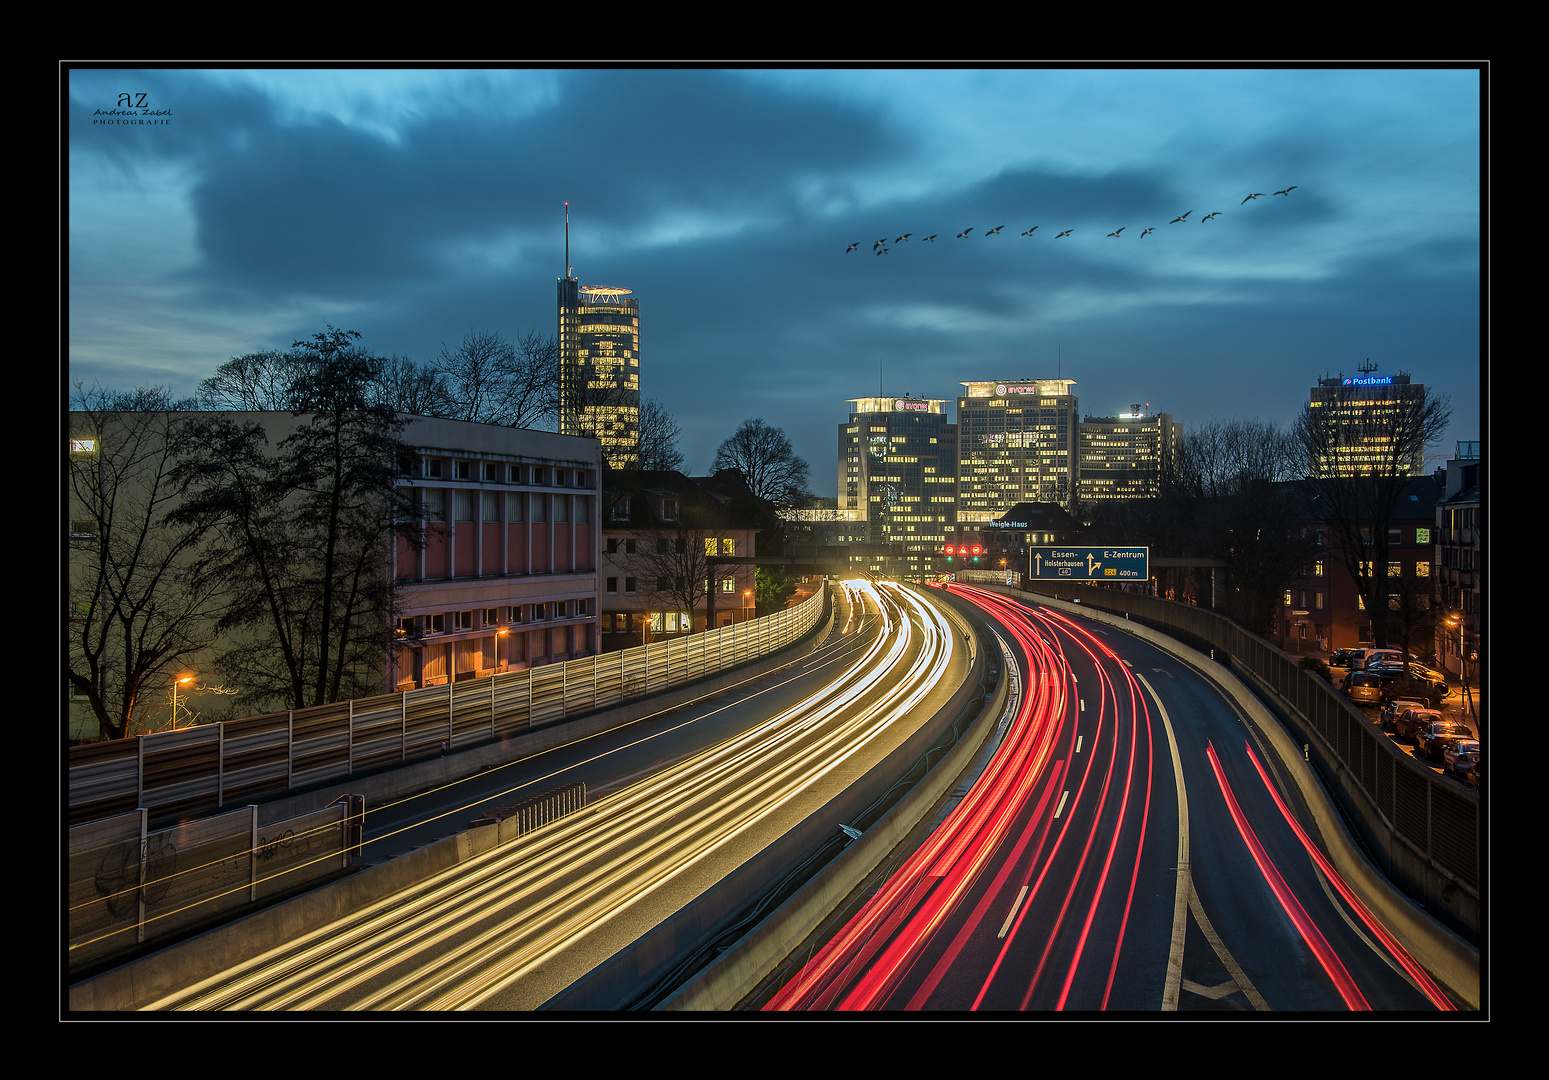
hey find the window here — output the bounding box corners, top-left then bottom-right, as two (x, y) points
(533, 467), (547, 485)
(657, 538), (668, 555)
(483, 463), (500, 482)
(397, 617), (417, 636)
(662, 498), (678, 521)
(576, 498), (589, 524)
(455, 491), (473, 522)
(625, 539), (636, 555)
(426, 613), (445, 634)
(610, 498), (630, 522)
(482, 492), (500, 523)
(555, 496), (568, 523)
(483, 608), (499, 625)
(706, 538), (718, 557)
(1416, 527), (1431, 544)
(508, 605), (523, 624)
(532, 495), (546, 523)
(723, 538), (736, 555)
(658, 577), (672, 593)
(424, 458), (443, 479)
(70, 519), (96, 540)
(454, 460), (472, 480)
(723, 578), (736, 593)
(606, 538), (619, 555)
(454, 610), (473, 631)
(509, 464), (524, 483)
(576, 598), (589, 617)
(1415, 561), (1431, 578)
(625, 577), (637, 594)
(607, 577), (618, 593)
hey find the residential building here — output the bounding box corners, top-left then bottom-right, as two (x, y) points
(1308, 362), (1430, 477)
(599, 471), (760, 649)
(1276, 475), (1443, 655)
(1078, 408), (1180, 502)
(558, 277), (641, 469)
(392, 416), (602, 689)
(1434, 442), (1482, 680)
(839, 396), (958, 578)
(957, 379), (1079, 520)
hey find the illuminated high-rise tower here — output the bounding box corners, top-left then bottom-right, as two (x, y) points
(558, 203), (640, 469)
(1308, 362), (1429, 477)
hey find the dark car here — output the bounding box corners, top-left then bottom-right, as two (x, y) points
(1332, 648), (1367, 669)
(1381, 697), (1430, 733)
(1444, 740), (1480, 776)
(1394, 707), (1444, 742)
(1416, 721), (1473, 761)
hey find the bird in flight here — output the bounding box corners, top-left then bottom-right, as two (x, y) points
(1056, 229), (1072, 238)
(985, 225), (1005, 235)
(1108, 227), (1126, 237)
(1240, 192), (1267, 204)
(895, 233), (912, 243)
(1140, 228), (1155, 238)
(873, 238), (887, 251)
(957, 228), (974, 238)
(921, 235), (937, 242)
(846, 243), (859, 253)
(1022, 226), (1039, 236)
(1170, 211), (1192, 223)
(1202, 211), (1222, 221)
(876, 247), (889, 255)
(1274, 186), (1299, 196)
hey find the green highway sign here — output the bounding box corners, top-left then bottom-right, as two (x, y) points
(1028, 546), (1149, 581)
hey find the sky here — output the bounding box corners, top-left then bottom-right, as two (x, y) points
(65, 66), (1484, 499)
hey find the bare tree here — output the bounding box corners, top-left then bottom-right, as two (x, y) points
(67, 384), (226, 739)
(628, 504), (741, 634)
(197, 349), (312, 411)
(372, 353), (455, 416)
(713, 418), (811, 510)
(636, 397), (684, 472)
(1295, 385), (1452, 648)
(171, 328), (420, 711)
(1161, 418), (1314, 634)
(435, 328), (556, 430)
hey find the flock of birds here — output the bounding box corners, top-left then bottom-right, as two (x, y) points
(848, 187), (1298, 255)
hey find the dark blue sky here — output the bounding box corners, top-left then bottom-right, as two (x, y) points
(67, 67), (1483, 497)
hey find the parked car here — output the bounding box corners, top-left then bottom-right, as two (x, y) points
(1343, 670), (1384, 706)
(1381, 697), (1430, 733)
(1332, 648), (1367, 669)
(1363, 649), (1404, 669)
(1394, 707), (1444, 742)
(1444, 740), (1480, 776)
(1416, 721), (1474, 761)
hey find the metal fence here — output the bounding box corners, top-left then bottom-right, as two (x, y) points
(67, 796), (361, 970)
(990, 576), (1479, 937)
(68, 589), (828, 827)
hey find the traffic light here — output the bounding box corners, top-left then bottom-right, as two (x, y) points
(971, 545), (982, 563)
(943, 545), (955, 562)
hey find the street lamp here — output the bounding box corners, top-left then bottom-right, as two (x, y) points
(170, 672), (196, 730)
(744, 589), (753, 622)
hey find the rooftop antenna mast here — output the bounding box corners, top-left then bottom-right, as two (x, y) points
(565, 201), (572, 279)
(1358, 357), (1378, 375)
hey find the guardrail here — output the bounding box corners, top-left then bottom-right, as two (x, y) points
(68, 796), (362, 970)
(68, 589), (828, 827)
(1000, 577), (1480, 943)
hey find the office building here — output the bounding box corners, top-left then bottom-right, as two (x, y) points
(1079, 407), (1180, 502)
(1308, 363), (1430, 477)
(957, 379), (1079, 520)
(839, 397), (957, 577)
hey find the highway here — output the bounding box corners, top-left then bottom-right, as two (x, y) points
(140, 580), (967, 1011)
(763, 584), (1458, 1012)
